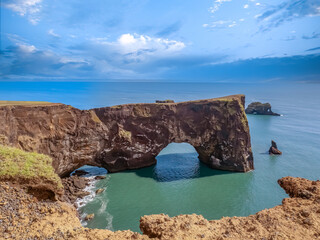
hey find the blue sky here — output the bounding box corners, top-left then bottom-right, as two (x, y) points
(1, 0), (320, 81)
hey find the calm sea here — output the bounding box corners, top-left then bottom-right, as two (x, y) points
(1, 81), (320, 232)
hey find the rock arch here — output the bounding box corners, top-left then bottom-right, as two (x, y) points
(94, 95), (253, 174)
(0, 95), (253, 177)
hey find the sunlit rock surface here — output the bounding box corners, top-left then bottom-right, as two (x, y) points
(0, 95), (253, 176)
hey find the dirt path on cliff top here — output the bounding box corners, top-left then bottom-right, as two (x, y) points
(0, 176), (320, 240)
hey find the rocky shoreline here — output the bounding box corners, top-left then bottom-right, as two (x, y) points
(1, 176), (319, 239)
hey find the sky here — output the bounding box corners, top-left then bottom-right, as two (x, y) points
(0, 0), (320, 81)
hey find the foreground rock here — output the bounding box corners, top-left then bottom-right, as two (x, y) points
(0, 182), (148, 240)
(0, 95), (253, 176)
(140, 177), (320, 239)
(61, 176), (90, 204)
(269, 140), (282, 155)
(1, 176), (319, 239)
(245, 102), (280, 116)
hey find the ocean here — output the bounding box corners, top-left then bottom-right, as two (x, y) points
(1, 81), (320, 232)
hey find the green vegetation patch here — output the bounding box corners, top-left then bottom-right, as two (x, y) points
(0, 145), (62, 189)
(0, 100), (53, 106)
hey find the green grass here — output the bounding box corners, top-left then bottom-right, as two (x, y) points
(0, 145), (63, 189)
(0, 100), (54, 106)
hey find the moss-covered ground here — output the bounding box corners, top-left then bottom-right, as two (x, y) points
(0, 145), (62, 189)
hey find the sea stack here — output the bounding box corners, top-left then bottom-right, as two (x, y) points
(269, 140), (282, 155)
(245, 102), (280, 116)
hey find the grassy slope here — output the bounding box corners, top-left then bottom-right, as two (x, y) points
(0, 145), (62, 189)
(0, 101), (54, 106)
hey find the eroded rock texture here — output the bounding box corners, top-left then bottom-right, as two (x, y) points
(0, 95), (253, 176)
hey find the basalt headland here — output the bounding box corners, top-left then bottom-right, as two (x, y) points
(0, 94), (254, 177)
(1, 96), (320, 239)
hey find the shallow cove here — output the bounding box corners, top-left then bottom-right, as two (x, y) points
(78, 142), (274, 233)
(2, 81), (320, 233)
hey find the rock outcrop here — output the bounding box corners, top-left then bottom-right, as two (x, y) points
(1, 176), (319, 239)
(61, 176), (90, 204)
(269, 140), (282, 155)
(245, 102), (280, 116)
(139, 177), (320, 240)
(155, 100), (175, 103)
(0, 95), (253, 176)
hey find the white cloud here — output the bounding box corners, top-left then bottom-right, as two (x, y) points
(118, 34), (137, 45)
(244, 4), (249, 9)
(18, 43), (37, 53)
(239, 18), (245, 22)
(257, 0), (320, 31)
(48, 29), (60, 38)
(205, 20), (238, 29)
(228, 22), (237, 27)
(2, 0), (42, 24)
(256, 3), (261, 6)
(93, 33), (185, 61)
(209, 0), (232, 14)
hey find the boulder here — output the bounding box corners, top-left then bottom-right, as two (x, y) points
(95, 188), (104, 194)
(94, 176), (106, 180)
(61, 176), (90, 204)
(85, 213), (94, 221)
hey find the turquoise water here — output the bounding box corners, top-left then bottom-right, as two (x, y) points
(1, 81), (320, 232)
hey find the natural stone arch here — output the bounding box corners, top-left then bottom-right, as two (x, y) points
(93, 94), (253, 173)
(0, 95), (253, 177)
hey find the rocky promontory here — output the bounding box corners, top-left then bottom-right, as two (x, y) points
(0, 95), (254, 176)
(245, 102), (280, 116)
(0, 121), (319, 239)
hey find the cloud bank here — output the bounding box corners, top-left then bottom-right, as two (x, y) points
(257, 0), (320, 31)
(2, 0), (43, 24)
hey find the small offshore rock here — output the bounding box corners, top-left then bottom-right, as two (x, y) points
(269, 140), (282, 155)
(95, 189), (104, 194)
(85, 214), (94, 221)
(245, 102), (280, 116)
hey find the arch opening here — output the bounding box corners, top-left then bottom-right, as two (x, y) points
(69, 165), (108, 178)
(154, 142), (201, 182)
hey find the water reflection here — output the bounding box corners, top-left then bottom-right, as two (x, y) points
(134, 143), (232, 182)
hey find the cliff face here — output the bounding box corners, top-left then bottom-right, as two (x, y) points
(0, 95), (253, 176)
(0, 103), (108, 177)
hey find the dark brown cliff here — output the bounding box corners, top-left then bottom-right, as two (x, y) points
(0, 94), (253, 176)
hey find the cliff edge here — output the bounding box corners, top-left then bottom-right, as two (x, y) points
(0, 95), (253, 176)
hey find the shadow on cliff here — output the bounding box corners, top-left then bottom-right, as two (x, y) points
(132, 152), (232, 182)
